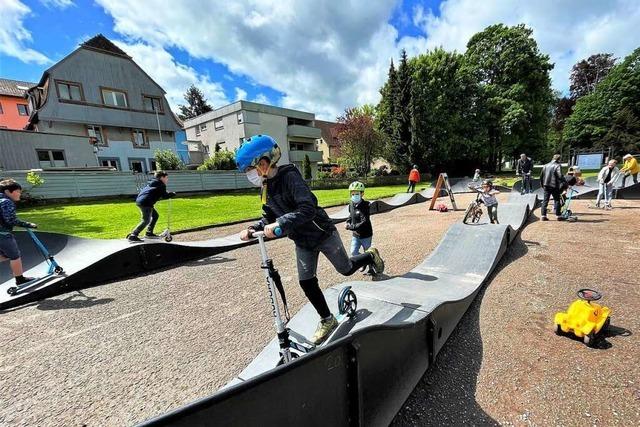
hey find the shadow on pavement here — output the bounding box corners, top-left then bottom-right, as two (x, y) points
(36, 291), (114, 311)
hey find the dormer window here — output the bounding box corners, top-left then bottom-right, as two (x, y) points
(56, 80), (83, 101)
(101, 87), (128, 108)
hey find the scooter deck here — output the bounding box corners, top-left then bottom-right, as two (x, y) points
(6, 274), (65, 296)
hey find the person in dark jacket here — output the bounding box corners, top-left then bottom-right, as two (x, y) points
(0, 179), (37, 285)
(516, 153), (534, 194)
(237, 135), (385, 345)
(539, 154), (566, 221)
(127, 171), (175, 242)
(345, 181), (373, 261)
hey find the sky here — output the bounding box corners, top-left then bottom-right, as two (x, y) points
(1, 0), (638, 120)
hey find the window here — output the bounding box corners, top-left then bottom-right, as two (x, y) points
(215, 142), (226, 152)
(17, 104), (29, 116)
(102, 88), (128, 108)
(195, 126), (201, 136)
(290, 142), (304, 151)
(149, 160), (158, 171)
(237, 112), (244, 124)
(0, 102), (3, 114)
(99, 158), (120, 170)
(129, 159), (146, 173)
(200, 123), (207, 132)
(131, 129), (148, 148)
(143, 95), (163, 112)
(36, 149), (66, 168)
(56, 81), (83, 101)
(87, 125), (106, 146)
(214, 119), (224, 130)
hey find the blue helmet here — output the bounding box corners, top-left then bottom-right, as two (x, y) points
(235, 134), (282, 172)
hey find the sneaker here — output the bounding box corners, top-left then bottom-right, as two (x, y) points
(145, 232), (159, 238)
(541, 216), (549, 221)
(312, 315), (338, 345)
(556, 216), (567, 221)
(15, 276), (35, 285)
(127, 234), (143, 242)
(365, 247), (385, 274)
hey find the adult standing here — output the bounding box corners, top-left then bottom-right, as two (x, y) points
(407, 165), (420, 193)
(620, 154), (639, 187)
(595, 160), (620, 209)
(516, 153), (534, 194)
(539, 154), (566, 221)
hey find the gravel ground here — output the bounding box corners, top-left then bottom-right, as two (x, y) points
(1, 195), (637, 426)
(393, 199), (640, 426)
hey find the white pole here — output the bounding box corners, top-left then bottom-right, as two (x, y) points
(155, 103), (163, 144)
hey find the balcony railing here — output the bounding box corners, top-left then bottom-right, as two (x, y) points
(289, 150), (323, 163)
(287, 124), (321, 139)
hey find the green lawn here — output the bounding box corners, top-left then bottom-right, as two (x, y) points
(19, 182), (429, 239)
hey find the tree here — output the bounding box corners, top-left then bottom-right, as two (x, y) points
(409, 48), (486, 173)
(564, 47), (640, 151)
(335, 105), (384, 175)
(377, 59), (399, 162)
(465, 24), (554, 171)
(154, 149), (183, 170)
(178, 85), (213, 120)
(393, 49), (413, 169)
(548, 94), (576, 156)
(570, 53), (617, 100)
(302, 154), (312, 180)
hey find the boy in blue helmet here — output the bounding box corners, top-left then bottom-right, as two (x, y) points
(238, 135), (385, 344)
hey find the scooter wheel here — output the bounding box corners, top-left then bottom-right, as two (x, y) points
(7, 287), (17, 296)
(54, 266), (64, 274)
(338, 287), (357, 317)
(164, 235), (173, 242)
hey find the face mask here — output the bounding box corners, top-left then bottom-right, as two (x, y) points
(246, 169), (264, 187)
(351, 194), (361, 204)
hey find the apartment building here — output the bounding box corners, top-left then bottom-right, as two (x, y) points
(0, 79), (35, 130)
(184, 100), (323, 177)
(25, 34), (181, 172)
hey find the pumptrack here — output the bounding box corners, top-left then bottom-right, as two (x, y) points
(138, 192), (537, 427)
(0, 187), (449, 311)
(513, 176), (640, 199)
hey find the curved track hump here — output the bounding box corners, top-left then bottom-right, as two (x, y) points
(0, 232), (250, 311)
(616, 181), (640, 199)
(139, 194), (537, 427)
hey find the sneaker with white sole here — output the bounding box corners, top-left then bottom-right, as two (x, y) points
(365, 247), (385, 274)
(312, 315), (338, 345)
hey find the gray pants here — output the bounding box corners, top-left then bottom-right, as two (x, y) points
(295, 231), (369, 281)
(132, 205), (159, 236)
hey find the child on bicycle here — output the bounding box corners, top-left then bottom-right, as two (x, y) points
(237, 135), (385, 345)
(0, 179), (38, 285)
(478, 179), (500, 224)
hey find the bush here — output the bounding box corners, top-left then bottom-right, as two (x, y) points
(302, 154), (312, 180)
(197, 150), (237, 171)
(154, 149), (183, 170)
(26, 171), (45, 187)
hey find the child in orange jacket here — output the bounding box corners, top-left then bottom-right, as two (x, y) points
(407, 165), (420, 193)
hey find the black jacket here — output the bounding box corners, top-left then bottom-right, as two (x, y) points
(346, 200), (372, 238)
(540, 161), (565, 189)
(252, 164), (335, 249)
(136, 178), (173, 207)
(516, 157), (533, 174)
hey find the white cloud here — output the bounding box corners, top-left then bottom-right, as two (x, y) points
(234, 87), (247, 101)
(113, 41), (229, 111)
(95, 0), (401, 120)
(252, 93), (271, 105)
(39, 0), (74, 9)
(0, 0), (51, 64)
(414, 0), (640, 92)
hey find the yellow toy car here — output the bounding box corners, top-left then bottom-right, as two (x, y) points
(554, 289), (611, 347)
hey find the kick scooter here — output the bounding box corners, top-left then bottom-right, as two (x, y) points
(250, 227), (358, 366)
(7, 228), (65, 296)
(159, 198), (173, 242)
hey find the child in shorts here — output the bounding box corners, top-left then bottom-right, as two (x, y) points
(0, 179), (38, 285)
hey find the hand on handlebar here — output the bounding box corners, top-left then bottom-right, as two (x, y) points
(264, 222), (280, 239)
(240, 228), (254, 241)
(26, 222), (37, 229)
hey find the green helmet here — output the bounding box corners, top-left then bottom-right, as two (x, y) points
(349, 181), (365, 192)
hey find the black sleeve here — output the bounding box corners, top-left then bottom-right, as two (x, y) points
(275, 172), (317, 232)
(345, 204), (354, 229)
(352, 202), (370, 229)
(160, 182), (171, 199)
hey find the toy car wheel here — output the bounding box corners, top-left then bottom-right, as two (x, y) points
(601, 317), (611, 333)
(583, 332), (596, 347)
(7, 286), (17, 296)
(554, 324), (562, 336)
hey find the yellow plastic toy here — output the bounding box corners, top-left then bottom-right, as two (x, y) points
(554, 289), (611, 347)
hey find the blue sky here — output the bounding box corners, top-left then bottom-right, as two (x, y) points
(1, 0), (638, 120)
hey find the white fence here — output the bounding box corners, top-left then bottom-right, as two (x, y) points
(0, 170), (253, 199)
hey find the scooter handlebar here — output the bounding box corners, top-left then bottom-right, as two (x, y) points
(249, 227), (282, 239)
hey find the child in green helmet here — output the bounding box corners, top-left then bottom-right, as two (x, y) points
(345, 181), (373, 273)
